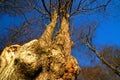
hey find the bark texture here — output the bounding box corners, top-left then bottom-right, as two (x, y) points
(0, 11), (81, 80)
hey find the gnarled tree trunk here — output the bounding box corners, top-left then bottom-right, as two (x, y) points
(0, 10), (81, 80)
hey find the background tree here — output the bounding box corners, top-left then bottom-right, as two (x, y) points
(78, 45), (120, 80)
(78, 25), (120, 76)
(79, 65), (119, 80)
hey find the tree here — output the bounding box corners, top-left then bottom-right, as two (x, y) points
(0, 0), (113, 79)
(101, 46), (120, 72)
(78, 46), (120, 80)
(79, 26), (120, 76)
(79, 65), (120, 80)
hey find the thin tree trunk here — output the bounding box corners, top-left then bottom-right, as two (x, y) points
(54, 14), (73, 56)
(39, 10), (58, 48)
(86, 42), (120, 76)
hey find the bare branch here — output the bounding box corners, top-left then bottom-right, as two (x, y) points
(41, 0), (51, 16)
(33, 6), (48, 15)
(69, 0), (73, 13)
(85, 41), (120, 76)
(70, 0), (112, 16)
(27, 1), (47, 15)
(79, 26), (120, 76)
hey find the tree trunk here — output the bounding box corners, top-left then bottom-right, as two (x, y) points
(39, 10), (58, 48)
(53, 14), (72, 56)
(0, 11), (81, 80)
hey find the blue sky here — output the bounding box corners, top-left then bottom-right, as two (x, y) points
(95, 21), (120, 46)
(72, 0), (120, 47)
(0, 15), (23, 34)
(72, 15), (120, 46)
(0, 0), (120, 47)
(95, 0), (120, 46)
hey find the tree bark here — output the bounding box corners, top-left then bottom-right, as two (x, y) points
(39, 10), (58, 48)
(54, 14), (72, 56)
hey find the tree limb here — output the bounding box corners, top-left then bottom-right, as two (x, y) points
(41, 0), (51, 17)
(85, 42), (120, 76)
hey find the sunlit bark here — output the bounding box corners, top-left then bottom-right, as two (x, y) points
(39, 10), (58, 48)
(54, 14), (72, 56)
